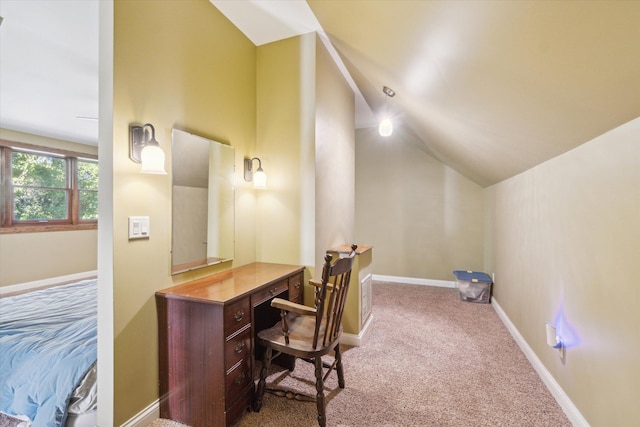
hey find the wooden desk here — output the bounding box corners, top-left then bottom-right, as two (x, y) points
(155, 262), (305, 427)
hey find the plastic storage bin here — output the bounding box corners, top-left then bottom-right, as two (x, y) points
(452, 270), (492, 303)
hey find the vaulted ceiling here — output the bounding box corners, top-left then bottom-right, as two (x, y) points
(308, 1), (640, 186)
(2, 1), (639, 187)
(216, 0), (640, 187)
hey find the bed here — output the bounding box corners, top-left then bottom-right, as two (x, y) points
(0, 279), (97, 427)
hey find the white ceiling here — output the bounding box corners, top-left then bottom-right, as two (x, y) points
(0, 0), (99, 146)
(211, 0), (377, 128)
(211, 0), (320, 47)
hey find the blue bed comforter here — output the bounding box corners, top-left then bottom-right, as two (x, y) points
(0, 279), (97, 427)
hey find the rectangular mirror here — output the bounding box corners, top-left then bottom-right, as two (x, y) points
(171, 129), (234, 274)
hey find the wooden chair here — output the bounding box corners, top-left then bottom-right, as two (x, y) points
(254, 244), (358, 427)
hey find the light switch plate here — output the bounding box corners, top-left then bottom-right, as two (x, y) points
(129, 216), (150, 240)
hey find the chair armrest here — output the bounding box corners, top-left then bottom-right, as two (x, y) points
(271, 298), (316, 316)
(309, 278), (334, 290)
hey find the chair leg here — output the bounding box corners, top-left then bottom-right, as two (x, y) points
(254, 347), (272, 412)
(314, 356), (326, 427)
(335, 344), (345, 388)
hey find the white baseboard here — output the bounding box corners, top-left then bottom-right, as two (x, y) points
(492, 298), (590, 427)
(372, 274), (455, 288)
(341, 314), (374, 347)
(121, 399), (159, 427)
(0, 270), (98, 296)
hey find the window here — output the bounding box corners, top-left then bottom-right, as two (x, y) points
(1, 142), (98, 233)
(77, 159), (99, 220)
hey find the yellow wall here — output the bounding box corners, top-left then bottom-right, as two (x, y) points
(0, 129), (98, 286)
(113, 1), (256, 423)
(255, 33), (355, 281)
(355, 127), (484, 280)
(485, 117), (640, 425)
(112, 3), (357, 423)
(314, 35), (356, 271)
(255, 34), (315, 267)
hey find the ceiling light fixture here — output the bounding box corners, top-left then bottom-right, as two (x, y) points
(379, 86), (395, 137)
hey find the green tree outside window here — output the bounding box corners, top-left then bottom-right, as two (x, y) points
(78, 159), (99, 220)
(12, 151), (68, 221)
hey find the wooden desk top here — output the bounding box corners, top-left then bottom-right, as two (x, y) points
(156, 262), (304, 305)
(328, 244), (372, 255)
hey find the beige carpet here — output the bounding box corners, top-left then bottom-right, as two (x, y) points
(151, 281), (572, 427)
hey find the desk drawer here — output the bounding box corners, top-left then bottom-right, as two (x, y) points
(252, 279), (288, 307)
(226, 358), (251, 406)
(225, 383), (252, 426)
(288, 273), (303, 303)
(224, 297), (250, 337)
(225, 324), (251, 371)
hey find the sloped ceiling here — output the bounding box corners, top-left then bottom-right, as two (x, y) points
(217, 0), (640, 187)
(312, 1), (640, 186)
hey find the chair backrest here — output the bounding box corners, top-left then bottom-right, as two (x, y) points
(313, 244), (357, 349)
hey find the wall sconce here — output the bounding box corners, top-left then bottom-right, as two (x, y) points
(378, 85), (395, 137)
(244, 157), (267, 189)
(545, 321), (563, 349)
(129, 123), (167, 174)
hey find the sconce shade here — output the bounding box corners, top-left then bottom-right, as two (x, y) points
(244, 157), (267, 189)
(140, 144), (167, 174)
(130, 123), (167, 174)
(252, 167), (267, 189)
(379, 117), (393, 137)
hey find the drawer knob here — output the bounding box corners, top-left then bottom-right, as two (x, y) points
(269, 288), (276, 295)
(294, 282), (301, 289)
(234, 372), (246, 384)
(234, 342), (246, 354)
(234, 310), (245, 322)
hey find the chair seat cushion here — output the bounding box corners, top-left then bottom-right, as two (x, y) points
(257, 314), (340, 358)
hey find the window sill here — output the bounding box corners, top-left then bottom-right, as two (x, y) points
(0, 224), (98, 234)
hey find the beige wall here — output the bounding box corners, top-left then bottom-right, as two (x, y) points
(255, 34), (315, 268)
(0, 129), (99, 156)
(255, 33), (355, 281)
(0, 129), (98, 287)
(314, 35), (356, 272)
(485, 117), (640, 425)
(112, 1), (256, 423)
(0, 230), (97, 286)
(355, 127), (484, 281)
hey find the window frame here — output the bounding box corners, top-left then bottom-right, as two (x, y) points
(0, 140), (98, 234)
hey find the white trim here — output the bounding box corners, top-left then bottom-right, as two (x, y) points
(97, 2), (115, 425)
(120, 399), (159, 427)
(341, 314), (374, 347)
(372, 274), (455, 288)
(0, 270), (98, 296)
(492, 298), (590, 427)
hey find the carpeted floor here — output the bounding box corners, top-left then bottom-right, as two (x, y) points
(151, 281), (572, 427)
